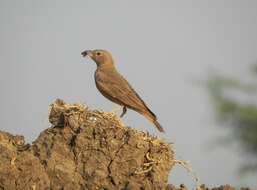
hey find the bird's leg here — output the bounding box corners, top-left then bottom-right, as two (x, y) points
(120, 106), (127, 118)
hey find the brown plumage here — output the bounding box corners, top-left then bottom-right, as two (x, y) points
(81, 49), (164, 132)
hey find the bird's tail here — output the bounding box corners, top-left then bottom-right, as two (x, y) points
(153, 120), (165, 133)
(142, 111), (165, 133)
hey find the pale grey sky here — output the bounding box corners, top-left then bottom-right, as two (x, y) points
(0, 0), (257, 188)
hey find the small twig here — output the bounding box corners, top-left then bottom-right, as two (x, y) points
(173, 159), (200, 189)
(134, 165), (153, 174)
(10, 156), (16, 167)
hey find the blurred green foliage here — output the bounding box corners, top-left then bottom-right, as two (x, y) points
(206, 72), (257, 174)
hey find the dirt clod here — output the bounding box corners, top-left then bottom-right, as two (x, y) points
(0, 99), (174, 190)
(0, 99), (254, 190)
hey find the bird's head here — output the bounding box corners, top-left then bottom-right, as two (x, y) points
(81, 49), (114, 67)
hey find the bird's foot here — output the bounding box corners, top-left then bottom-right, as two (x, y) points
(120, 106), (127, 118)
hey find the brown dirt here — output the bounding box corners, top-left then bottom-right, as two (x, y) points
(0, 99), (173, 190)
(0, 99), (254, 190)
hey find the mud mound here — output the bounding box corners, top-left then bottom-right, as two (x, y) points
(0, 99), (174, 190)
(0, 99), (253, 189)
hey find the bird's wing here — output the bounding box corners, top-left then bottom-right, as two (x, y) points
(95, 69), (156, 118)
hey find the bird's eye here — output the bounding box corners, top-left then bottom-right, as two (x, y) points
(96, 52), (101, 56)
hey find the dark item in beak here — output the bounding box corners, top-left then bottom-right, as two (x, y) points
(81, 50), (89, 57)
(81, 50), (92, 57)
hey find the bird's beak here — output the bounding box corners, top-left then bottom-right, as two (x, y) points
(81, 50), (93, 58)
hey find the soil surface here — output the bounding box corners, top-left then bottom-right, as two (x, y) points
(0, 99), (173, 190)
(0, 99), (253, 190)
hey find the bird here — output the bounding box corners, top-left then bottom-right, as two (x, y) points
(81, 49), (164, 132)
